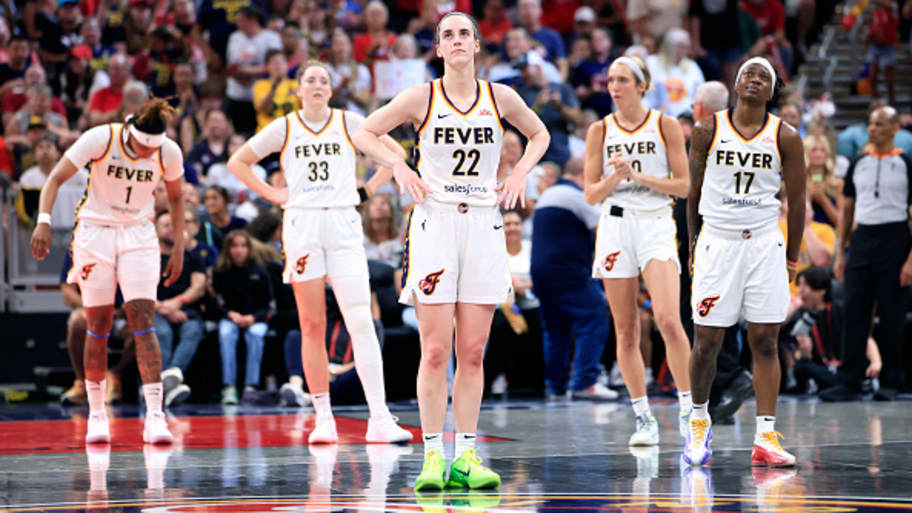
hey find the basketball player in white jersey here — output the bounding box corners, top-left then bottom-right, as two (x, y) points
(583, 56), (693, 447)
(352, 12), (549, 490)
(227, 61), (413, 445)
(31, 99), (187, 446)
(685, 57), (806, 467)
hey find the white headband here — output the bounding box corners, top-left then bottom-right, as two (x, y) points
(613, 56), (645, 84)
(129, 123), (165, 148)
(736, 57), (777, 96)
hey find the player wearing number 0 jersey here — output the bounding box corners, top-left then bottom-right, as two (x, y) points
(229, 61), (412, 446)
(30, 99), (188, 447)
(352, 12), (549, 491)
(685, 57), (806, 468)
(584, 56), (693, 448)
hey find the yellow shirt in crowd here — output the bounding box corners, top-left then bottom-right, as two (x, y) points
(252, 78), (302, 133)
(779, 218), (836, 296)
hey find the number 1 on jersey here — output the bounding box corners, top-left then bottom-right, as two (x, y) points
(125, 186), (133, 204)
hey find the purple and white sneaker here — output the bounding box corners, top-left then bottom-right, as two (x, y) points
(682, 418), (712, 465)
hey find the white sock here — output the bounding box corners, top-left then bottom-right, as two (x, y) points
(143, 383), (163, 415)
(86, 379), (106, 414)
(692, 401), (710, 421)
(332, 276), (391, 419)
(454, 433), (476, 457)
(756, 416), (775, 437)
(361, 361), (392, 419)
(312, 392), (332, 418)
(678, 391), (693, 415)
(423, 432), (444, 456)
(631, 396), (651, 417)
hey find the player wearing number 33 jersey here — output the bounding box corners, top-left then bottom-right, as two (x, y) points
(248, 105), (364, 283)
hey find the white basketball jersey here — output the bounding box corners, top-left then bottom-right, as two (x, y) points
(68, 123), (182, 225)
(280, 109), (359, 209)
(601, 109), (671, 211)
(699, 110), (783, 231)
(415, 79), (503, 206)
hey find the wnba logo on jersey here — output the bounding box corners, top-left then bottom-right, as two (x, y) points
(419, 269), (445, 296)
(295, 254), (310, 275)
(603, 251), (622, 272)
(697, 296), (721, 317)
(80, 263), (97, 280)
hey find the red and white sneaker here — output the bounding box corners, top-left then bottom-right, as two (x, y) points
(366, 415), (413, 443)
(751, 431), (796, 467)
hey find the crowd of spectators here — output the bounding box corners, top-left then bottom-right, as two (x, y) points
(2, 0), (912, 404)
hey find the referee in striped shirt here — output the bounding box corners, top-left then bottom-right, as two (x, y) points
(823, 106), (912, 402)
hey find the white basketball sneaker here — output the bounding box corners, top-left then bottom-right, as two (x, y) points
(309, 414), (338, 444)
(143, 411), (174, 445)
(365, 415), (413, 443)
(85, 411), (111, 444)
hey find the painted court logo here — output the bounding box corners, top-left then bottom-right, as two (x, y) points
(419, 269), (445, 296)
(603, 250), (622, 272)
(295, 254), (310, 274)
(79, 263), (96, 281)
(697, 296), (721, 317)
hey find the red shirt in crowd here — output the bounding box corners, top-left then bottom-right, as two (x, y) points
(0, 136), (13, 179)
(353, 33), (397, 63)
(479, 17), (512, 47)
(739, 0), (785, 36)
(88, 87), (124, 114)
(1, 92), (68, 118)
(541, 0), (581, 34)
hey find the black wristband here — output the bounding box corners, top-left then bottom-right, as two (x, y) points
(357, 186), (370, 203)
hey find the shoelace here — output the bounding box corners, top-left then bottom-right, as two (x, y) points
(759, 431), (786, 451)
(690, 419), (710, 446)
(464, 449), (483, 465)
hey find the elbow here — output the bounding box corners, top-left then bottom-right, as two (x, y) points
(672, 183), (690, 199)
(583, 190), (597, 206)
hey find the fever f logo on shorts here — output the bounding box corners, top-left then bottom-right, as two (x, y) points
(603, 250), (622, 272)
(697, 296), (721, 317)
(295, 254), (310, 275)
(419, 269), (445, 296)
(80, 263), (97, 281)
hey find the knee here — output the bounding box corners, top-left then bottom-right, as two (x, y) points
(692, 337), (719, 361)
(752, 337), (778, 360)
(614, 322), (638, 352)
(68, 309), (86, 333)
(422, 343), (450, 370)
(458, 343), (485, 370)
(298, 314), (323, 340)
(653, 310), (681, 338)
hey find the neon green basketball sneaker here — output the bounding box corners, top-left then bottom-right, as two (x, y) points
(446, 449), (501, 489)
(414, 450), (447, 491)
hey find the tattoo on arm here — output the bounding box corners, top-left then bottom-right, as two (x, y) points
(687, 117), (714, 245)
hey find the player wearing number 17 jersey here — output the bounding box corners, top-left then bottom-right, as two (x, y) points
(583, 56), (693, 448)
(228, 61), (412, 446)
(685, 57), (806, 468)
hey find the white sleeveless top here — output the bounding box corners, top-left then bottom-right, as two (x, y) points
(64, 123), (183, 225)
(699, 109), (784, 231)
(415, 79), (504, 207)
(601, 109), (671, 211)
(279, 109), (359, 209)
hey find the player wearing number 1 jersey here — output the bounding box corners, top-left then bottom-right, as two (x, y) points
(583, 56), (693, 448)
(228, 61), (412, 446)
(352, 12), (549, 491)
(30, 99), (187, 446)
(685, 57), (806, 467)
